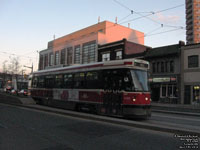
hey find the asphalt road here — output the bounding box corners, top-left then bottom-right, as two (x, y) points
(1, 103), (196, 150)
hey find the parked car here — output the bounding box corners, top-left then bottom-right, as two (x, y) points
(18, 89), (28, 96)
(11, 89), (17, 94)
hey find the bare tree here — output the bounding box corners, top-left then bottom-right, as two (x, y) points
(2, 60), (8, 73)
(8, 56), (21, 91)
(8, 56), (21, 74)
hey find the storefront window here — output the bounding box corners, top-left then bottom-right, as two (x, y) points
(162, 85), (166, 97)
(193, 85), (200, 103)
(173, 85), (177, 97)
(161, 84), (177, 98)
(168, 85), (172, 97)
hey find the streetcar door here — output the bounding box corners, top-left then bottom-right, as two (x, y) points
(102, 69), (123, 115)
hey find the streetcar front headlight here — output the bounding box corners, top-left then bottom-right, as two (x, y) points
(145, 97), (148, 101)
(132, 98), (136, 102)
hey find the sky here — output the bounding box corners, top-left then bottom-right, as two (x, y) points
(0, 0), (186, 73)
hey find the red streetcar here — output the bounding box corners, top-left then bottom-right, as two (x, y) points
(30, 58), (151, 118)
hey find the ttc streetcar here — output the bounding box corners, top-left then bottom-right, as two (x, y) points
(30, 58), (151, 118)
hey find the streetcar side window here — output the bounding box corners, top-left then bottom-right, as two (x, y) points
(74, 72), (85, 89)
(38, 76), (45, 88)
(86, 71), (100, 89)
(63, 74), (73, 88)
(55, 74), (63, 88)
(45, 75), (55, 88)
(102, 69), (124, 91)
(123, 70), (134, 92)
(32, 76), (38, 88)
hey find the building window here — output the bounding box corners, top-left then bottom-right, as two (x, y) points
(188, 55), (199, 68)
(82, 41), (96, 64)
(165, 61), (169, 73)
(60, 49), (66, 65)
(170, 61), (174, 72)
(49, 53), (54, 66)
(67, 47), (73, 65)
(44, 54), (48, 68)
(102, 53), (110, 62)
(168, 85), (173, 97)
(152, 62), (156, 73)
(161, 84), (177, 98)
(39, 55), (44, 70)
(173, 85), (177, 97)
(157, 62), (160, 73)
(193, 85), (200, 103)
(55, 51), (59, 65)
(74, 45), (81, 64)
(116, 51), (122, 60)
(161, 62), (164, 73)
(161, 85), (166, 97)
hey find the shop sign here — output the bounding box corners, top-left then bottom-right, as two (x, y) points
(170, 77), (177, 82)
(152, 77), (170, 83)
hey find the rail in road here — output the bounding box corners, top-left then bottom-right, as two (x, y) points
(1, 102), (200, 137)
(3, 103), (198, 150)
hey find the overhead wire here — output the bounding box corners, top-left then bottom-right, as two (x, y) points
(0, 51), (36, 59)
(114, 0), (185, 30)
(144, 25), (164, 36)
(1, 2), (185, 62)
(52, 1), (185, 47)
(128, 28), (183, 42)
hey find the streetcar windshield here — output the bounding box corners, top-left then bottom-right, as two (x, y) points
(130, 69), (149, 92)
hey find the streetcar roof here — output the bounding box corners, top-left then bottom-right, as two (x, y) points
(33, 58), (149, 75)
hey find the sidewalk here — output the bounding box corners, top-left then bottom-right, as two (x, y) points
(151, 101), (200, 115)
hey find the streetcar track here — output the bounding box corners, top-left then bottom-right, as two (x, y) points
(0, 122), (8, 129)
(152, 113), (200, 122)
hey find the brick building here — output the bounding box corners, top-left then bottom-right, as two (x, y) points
(38, 21), (144, 70)
(98, 39), (150, 62)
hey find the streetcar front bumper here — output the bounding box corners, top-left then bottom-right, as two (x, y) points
(122, 104), (151, 118)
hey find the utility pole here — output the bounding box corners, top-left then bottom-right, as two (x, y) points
(24, 63), (33, 74)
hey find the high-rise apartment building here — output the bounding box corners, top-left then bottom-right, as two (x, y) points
(186, 0), (200, 44)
